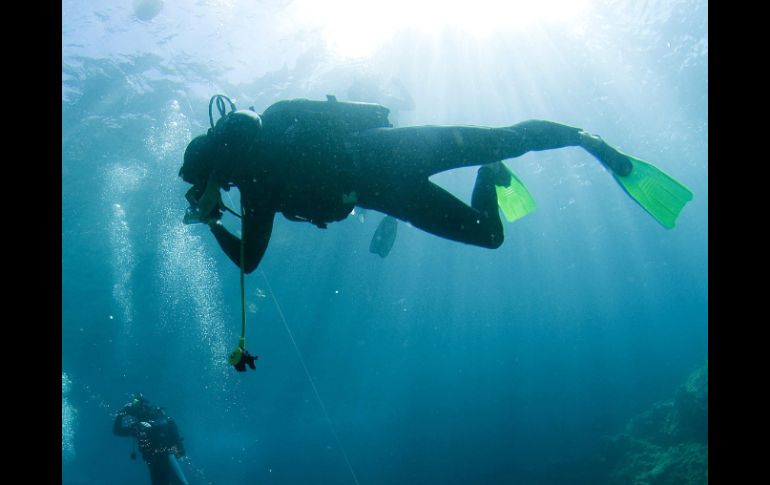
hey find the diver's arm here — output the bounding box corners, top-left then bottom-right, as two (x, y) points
(208, 207), (275, 274)
(112, 412), (135, 437)
(166, 418), (187, 458)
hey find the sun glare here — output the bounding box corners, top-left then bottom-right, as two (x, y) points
(282, 0), (593, 58)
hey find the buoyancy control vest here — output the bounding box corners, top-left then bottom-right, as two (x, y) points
(136, 417), (185, 460)
(259, 95), (392, 228)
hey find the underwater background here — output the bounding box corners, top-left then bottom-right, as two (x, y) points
(62, 1), (708, 484)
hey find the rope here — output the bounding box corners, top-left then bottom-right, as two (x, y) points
(222, 150), (356, 482)
(238, 199), (246, 345)
(259, 268), (361, 485)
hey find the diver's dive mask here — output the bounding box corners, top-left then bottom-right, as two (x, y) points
(183, 178), (223, 225)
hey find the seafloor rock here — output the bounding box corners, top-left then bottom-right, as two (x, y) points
(601, 362), (708, 484)
(673, 362), (708, 444)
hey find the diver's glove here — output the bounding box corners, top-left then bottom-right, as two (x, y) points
(203, 207), (223, 226)
(183, 180), (225, 225)
(116, 402), (133, 418)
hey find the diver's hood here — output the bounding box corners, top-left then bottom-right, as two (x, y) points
(211, 109), (263, 171)
(197, 109), (263, 189)
(181, 101), (262, 183)
(180, 134), (215, 185)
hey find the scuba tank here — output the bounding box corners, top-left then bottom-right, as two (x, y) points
(261, 94), (392, 134)
(203, 93), (390, 161)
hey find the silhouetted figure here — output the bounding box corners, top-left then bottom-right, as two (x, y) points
(113, 394), (188, 485)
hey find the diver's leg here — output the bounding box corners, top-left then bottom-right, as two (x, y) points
(472, 164), (504, 217)
(166, 455), (190, 485)
(354, 121), (630, 176)
(353, 121), (579, 176)
(358, 175), (504, 249)
(147, 461), (165, 485)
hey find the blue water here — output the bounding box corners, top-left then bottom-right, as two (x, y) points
(62, 1), (708, 483)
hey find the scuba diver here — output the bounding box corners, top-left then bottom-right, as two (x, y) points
(180, 94), (692, 274)
(113, 394), (189, 485)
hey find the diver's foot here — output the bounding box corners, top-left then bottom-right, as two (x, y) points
(579, 131), (633, 176)
(480, 161), (512, 187)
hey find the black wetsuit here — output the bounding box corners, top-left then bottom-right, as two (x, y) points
(113, 413), (188, 485)
(201, 99), (595, 273)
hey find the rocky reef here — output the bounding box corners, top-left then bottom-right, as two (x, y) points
(601, 362), (708, 484)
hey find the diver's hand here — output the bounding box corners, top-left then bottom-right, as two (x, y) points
(201, 206), (223, 225)
(210, 207), (224, 222)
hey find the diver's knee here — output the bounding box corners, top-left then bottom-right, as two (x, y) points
(485, 230), (504, 249)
